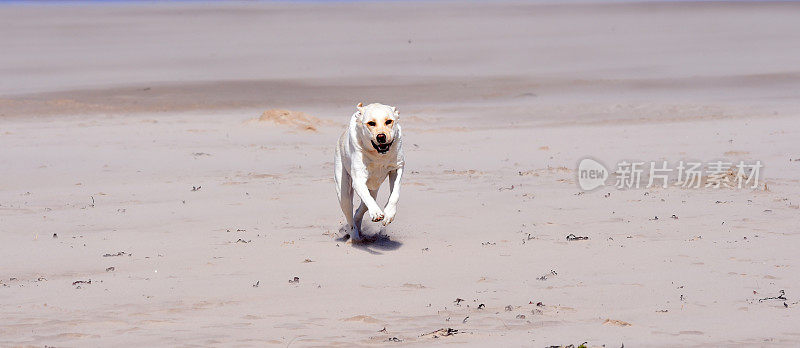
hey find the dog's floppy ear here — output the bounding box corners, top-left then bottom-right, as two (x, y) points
(355, 102), (365, 120)
(392, 106), (399, 119)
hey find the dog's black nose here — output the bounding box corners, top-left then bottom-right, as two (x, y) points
(376, 133), (387, 143)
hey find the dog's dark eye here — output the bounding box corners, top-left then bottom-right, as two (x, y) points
(367, 121), (376, 126)
(385, 120), (393, 125)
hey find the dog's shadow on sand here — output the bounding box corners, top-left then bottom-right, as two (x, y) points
(336, 227), (402, 255)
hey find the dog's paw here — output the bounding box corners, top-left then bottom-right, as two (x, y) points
(369, 209), (384, 222)
(382, 207), (396, 226)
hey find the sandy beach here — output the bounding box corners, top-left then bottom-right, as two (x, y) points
(1, 1), (800, 346)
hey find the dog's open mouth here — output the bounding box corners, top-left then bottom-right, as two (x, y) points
(371, 141), (393, 154)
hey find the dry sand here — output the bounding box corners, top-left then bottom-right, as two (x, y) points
(1, 1), (800, 347)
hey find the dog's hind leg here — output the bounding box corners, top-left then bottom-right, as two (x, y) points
(335, 160), (355, 238)
(352, 189), (378, 240)
(353, 201), (366, 240)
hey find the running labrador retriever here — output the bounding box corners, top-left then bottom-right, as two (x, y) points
(334, 103), (405, 242)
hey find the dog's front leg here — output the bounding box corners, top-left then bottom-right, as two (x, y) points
(382, 167), (403, 226)
(352, 177), (384, 222)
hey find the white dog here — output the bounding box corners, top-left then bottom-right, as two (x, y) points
(334, 102), (405, 242)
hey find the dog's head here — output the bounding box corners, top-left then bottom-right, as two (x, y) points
(355, 102), (399, 154)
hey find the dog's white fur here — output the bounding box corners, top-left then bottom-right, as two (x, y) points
(334, 102), (404, 242)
